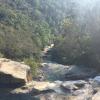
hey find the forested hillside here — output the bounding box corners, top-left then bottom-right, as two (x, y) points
(0, 0), (76, 59)
(0, 0), (100, 73)
(51, 0), (100, 70)
(0, 0), (78, 76)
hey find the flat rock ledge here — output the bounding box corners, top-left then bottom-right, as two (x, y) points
(9, 78), (100, 100)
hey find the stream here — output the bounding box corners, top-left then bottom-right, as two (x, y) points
(40, 44), (98, 82)
(0, 45), (100, 100)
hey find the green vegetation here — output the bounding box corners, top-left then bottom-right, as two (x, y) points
(0, 0), (55, 77)
(52, 34), (92, 65)
(0, 0), (100, 76)
(24, 58), (40, 77)
(51, 2), (100, 70)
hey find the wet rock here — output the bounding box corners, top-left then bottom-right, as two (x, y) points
(37, 93), (76, 100)
(61, 82), (78, 93)
(61, 80), (87, 92)
(37, 91), (92, 100)
(1, 79), (100, 100)
(73, 84), (93, 99)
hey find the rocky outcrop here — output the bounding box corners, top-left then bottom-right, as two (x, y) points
(0, 77), (100, 100)
(34, 79), (99, 100)
(0, 58), (32, 88)
(0, 58), (100, 100)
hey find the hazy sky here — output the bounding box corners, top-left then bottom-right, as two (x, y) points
(74, 0), (99, 22)
(76, 0), (99, 8)
(75, 0), (99, 15)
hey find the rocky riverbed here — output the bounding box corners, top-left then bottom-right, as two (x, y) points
(0, 55), (100, 100)
(0, 77), (100, 100)
(40, 61), (98, 81)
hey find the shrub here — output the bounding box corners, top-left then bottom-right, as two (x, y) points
(24, 58), (40, 77)
(51, 34), (92, 66)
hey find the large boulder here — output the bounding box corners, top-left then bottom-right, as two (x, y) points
(0, 58), (32, 88)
